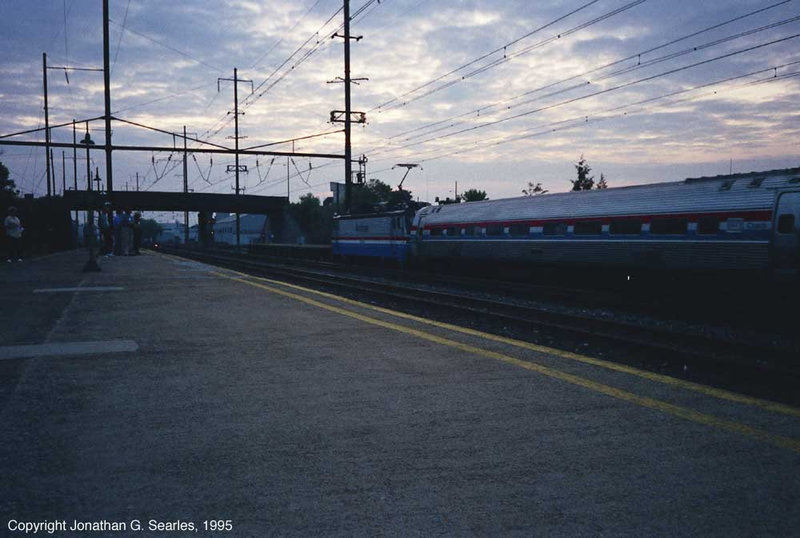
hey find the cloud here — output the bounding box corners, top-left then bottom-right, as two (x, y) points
(0, 0), (798, 203)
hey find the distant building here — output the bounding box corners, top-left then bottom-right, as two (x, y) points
(212, 213), (268, 245)
(156, 221), (192, 244)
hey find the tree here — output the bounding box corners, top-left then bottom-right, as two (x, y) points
(290, 193), (334, 243)
(461, 188), (488, 202)
(349, 178), (414, 214)
(349, 178), (392, 213)
(522, 182), (548, 196)
(0, 160), (19, 209)
(571, 154), (594, 191)
(140, 219), (163, 243)
(596, 173), (608, 189)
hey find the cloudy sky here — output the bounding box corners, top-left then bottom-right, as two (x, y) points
(1, 0), (799, 211)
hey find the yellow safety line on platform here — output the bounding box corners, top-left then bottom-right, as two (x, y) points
(210, 270), (800, 453)
(217, 267), (800, 419)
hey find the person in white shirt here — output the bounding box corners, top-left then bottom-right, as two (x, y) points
(4, 206), (23, 262)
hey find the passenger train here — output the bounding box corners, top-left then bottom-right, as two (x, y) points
(332, 168), (800, 280)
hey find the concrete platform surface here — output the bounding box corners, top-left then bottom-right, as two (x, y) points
(0, 250), (798, 537)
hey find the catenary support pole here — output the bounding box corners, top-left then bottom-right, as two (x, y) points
(102, 0), (113, 192)
(343, 0), (352, 212)
(234, 68), (241, 249)
(43, 53), (52, 197)
(183, 125), (189, 244)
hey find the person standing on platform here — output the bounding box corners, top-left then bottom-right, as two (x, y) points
(4, 206), (23, 262)
(113, 209), (123, 255)
(132, 212), (142, 255)
(121, 209), (133, 256)
(98, 203), (112, 256)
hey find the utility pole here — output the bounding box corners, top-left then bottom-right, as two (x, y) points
(218, 68), (252, 249)
(330, 0), (366, 213)
(82, 122), (93, 191)
(72, 120), (78, 226)
(183, 125), (189, 244)
(50, 148), (56, 195)
(343, 0), (352, 212)
(136, 172), (139, 191)
(42, 52), (52, 197)
(102, 0), (113, 192)
(62, 151), (66, 194)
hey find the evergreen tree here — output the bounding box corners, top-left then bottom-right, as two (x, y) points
(571, 155), (594, 191)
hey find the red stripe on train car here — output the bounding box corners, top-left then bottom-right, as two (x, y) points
(422, 210), (773, 230)
(332, 236), (410, 241)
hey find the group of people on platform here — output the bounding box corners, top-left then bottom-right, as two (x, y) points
(98, 203), (143, 257)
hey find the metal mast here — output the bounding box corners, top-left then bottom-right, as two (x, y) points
(103, 0), (113, 192)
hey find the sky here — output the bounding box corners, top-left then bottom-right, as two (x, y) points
(1, 0), (799, 221)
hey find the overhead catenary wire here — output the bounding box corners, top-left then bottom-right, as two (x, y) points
(248, 0), (327, 71)
(369, 59), (800, 168)
(111, 0), (132, 75)
(367, 33), (800, 158)
(108, 19), (224, 74)
(368, 0), (652, 113)
(381, 13), (800, 153)
(385, 0), (795, 141)
(385, 0), (653, 112)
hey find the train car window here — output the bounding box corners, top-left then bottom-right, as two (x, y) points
(486, 224), (504, 236)
(778, 214), (795, 234)
(430, 228), (443, 237)
(463, 225), (479, 236)
(650, 218), (688, 235)
(696, 217), (719, 235)
(509, 223), (529, 236)
(446, 226), (459, 237)
(573, 221), (602, 235)
(542, 222), (567, 235)
(725, 218), (743, 232)
(609, 220), (642, 235)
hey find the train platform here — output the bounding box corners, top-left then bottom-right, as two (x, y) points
(0, 249), (798, 536)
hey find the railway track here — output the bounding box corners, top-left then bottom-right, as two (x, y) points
(243, 243), (792, 331)
(158, 245), (800, 403)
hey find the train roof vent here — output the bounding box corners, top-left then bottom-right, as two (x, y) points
(748, 177), (765, 188)
(719, 179), (735, 191)
(789, 177), (800, 184)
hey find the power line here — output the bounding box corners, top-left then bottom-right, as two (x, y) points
(108, 19), (224, 73)
(387, 9), (800, 145)
(199, 0), (385, 150)
(371, 59), (800, 168)
(112, 81), (218, 114)
(248, 0), (327, 70)
(369, 0), (645, 113)
(243, 6), (343, 108)
(386, 0), (793, 141)
(111, 0), (132, 75)
(369, 33), (800, 156)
